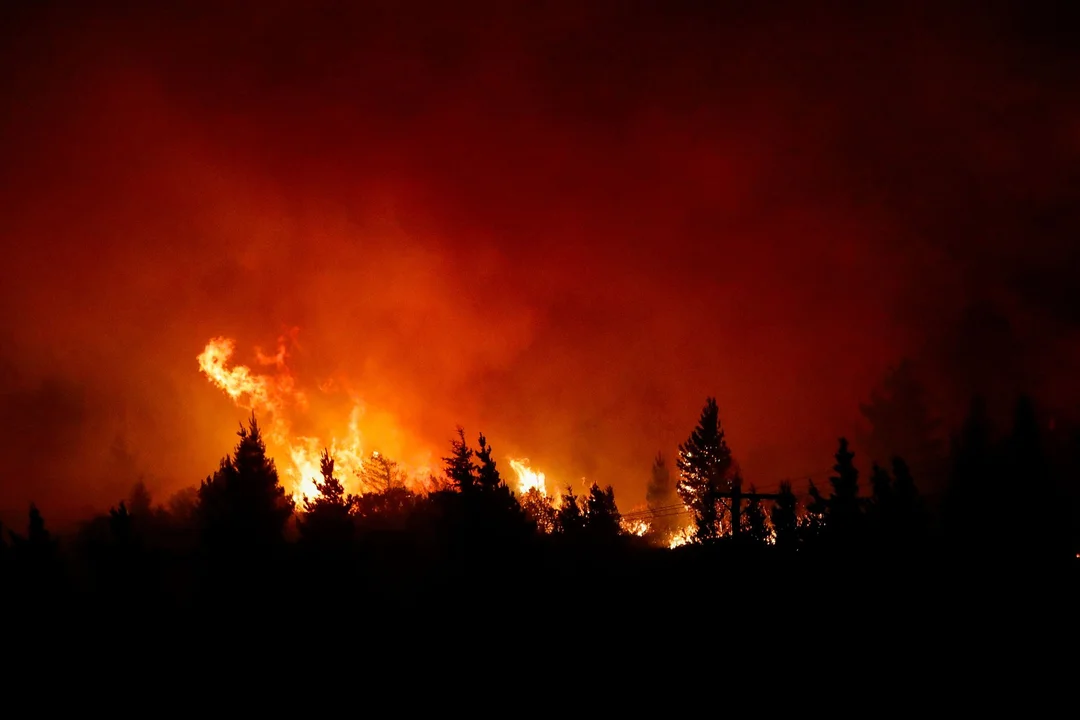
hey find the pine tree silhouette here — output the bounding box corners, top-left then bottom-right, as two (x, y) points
(583, 483), (621, 539)
(300, 449), (356, 550)
(676, 397), (734, 543)
(555, 486), (584, 535)
(197, 413), (295, 553)
(10, 503), (60, 597)
(359, 451), (407, 494)
(442, 426), (477, 493)
(475, 433), (502, 493)
(827, 438), (861, 539)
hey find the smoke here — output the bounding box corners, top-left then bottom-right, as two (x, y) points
(1, 1), (1077, 524)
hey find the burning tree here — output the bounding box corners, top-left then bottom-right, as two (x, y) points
(521, 488), (556, 533)
(676, 397), (735, 543)
(359, 451), (407, 494)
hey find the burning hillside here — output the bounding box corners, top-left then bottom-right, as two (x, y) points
(196, 332), (435, 501)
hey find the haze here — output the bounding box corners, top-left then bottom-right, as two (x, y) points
(2, 1), (1077, 525)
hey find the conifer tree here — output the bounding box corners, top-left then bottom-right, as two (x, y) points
(555, 486), (584, 535)
(10, 503), (58, 584)
(304, 449), (355, 513)
(197, 413), (295, 550)
(828, 437), (861, 536)
(359, 451), (407, 494)
(583, 483), (621, 538)
(520, 488), (556, 534)
(300, 449), (356, 547)
(442, 426), (477, 493)
(27, 503), (51, 548)
(676, 397), (734, 543)
(475, 433), (502, 493)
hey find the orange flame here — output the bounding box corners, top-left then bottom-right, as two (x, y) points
(667, 525), (694, 548)
(196, 333), (428, 502)
(508, 458), (547, 496)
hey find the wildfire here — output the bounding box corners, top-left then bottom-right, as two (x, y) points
(196, 333), (426, 502)
(620, 518), (650, 537)
(508, 458), (547, 496)
(668, 526), (694, 549)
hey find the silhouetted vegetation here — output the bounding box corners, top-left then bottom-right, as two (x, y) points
(2, 391), (1074, 629)
(676, 397), (734, 543)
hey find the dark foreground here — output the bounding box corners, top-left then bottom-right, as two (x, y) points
(5, 540), (1074, 653)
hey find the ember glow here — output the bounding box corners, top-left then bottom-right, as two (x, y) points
(197, 333), (429, 501)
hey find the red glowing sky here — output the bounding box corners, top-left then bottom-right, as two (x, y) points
(1, 1), (1078, 523)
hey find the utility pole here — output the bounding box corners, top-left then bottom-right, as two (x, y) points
(718, 476), (778, 538)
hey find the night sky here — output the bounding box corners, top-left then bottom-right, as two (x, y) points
(1, 1), (1078, 522)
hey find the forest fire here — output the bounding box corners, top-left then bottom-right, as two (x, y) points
(667, 526), (694, 549)
(508, 458), (547, 496)
(197, 334), (425, 502)
(620, 518), (651, 537)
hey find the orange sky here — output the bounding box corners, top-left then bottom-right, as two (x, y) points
(1, 1), (1078, 525)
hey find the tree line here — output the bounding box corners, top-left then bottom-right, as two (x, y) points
(0, 390), (1075, 621)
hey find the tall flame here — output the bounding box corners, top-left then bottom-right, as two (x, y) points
(508, 458), (547, 496)
(196, 333), (417, 502)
